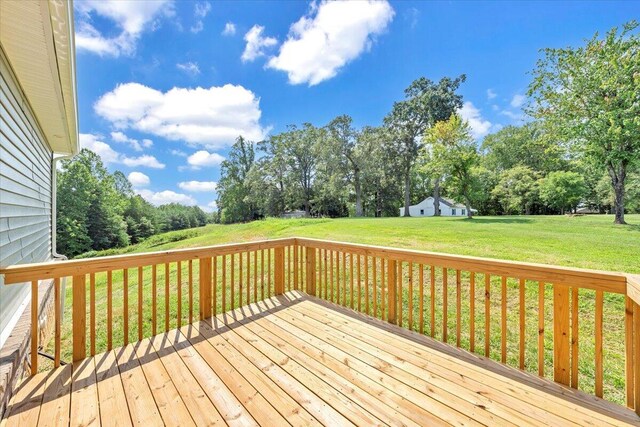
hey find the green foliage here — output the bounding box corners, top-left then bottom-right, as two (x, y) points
(539, 171), (587, 214)
(218, 136), (258, 223)
(528, 20), (640, 223)
(492, 166), (541, 215)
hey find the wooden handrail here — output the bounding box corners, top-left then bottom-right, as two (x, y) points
(1, 236), (638, 416)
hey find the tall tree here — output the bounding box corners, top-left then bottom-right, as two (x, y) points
(327, 115), (365, 216)
(424, 114), (479, 218)
(384, 75), (466, 216)
(491, 166), (541, 215)
(539, 171), (586, 214)
(528, 21), (640, 224)
(217, 136), (257, 223)
(283, 124), (324, 216)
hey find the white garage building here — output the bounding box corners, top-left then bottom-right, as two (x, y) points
(399, 197), (476, 217)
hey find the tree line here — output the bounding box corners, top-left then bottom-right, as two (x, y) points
(217, 21), (639, 224)
(57, 149), (211, 258)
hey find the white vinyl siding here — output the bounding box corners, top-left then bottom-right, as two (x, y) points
(0, 52), (53, 342)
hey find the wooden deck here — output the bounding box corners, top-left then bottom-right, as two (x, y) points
(2, 291), (638, 427)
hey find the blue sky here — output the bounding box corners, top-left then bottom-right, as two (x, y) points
(74, 0), (637, 211)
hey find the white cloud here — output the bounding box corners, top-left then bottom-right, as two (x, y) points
(187, 150), (225, 169)
(178, 181), (217, 192)
(75, 0), (174, 57)
(511, 94), (526, 108)
(136, 189), (196, 206)
(201, 200), (218, 212)
(241, 25), (277, 62)
(177, 62), (201, 75)
(191, 2), (212, 33)
(500, 110), (526, 122)
(80, 133), (120, 163)
(127, 171), (150, 187)
(110, 131), (152, 151)
(267, 0), (394, 86)
(222, 22), (236, 36)
(458, 101), (493, 140)
(79, 133), (164, 168)
(95, 83), (268, 149)
(487, 89), (497, 100)
(170, 149), (188, 157)
(122, 155), (165, 169)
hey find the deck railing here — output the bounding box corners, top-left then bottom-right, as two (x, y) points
(1, 237), (639, 416)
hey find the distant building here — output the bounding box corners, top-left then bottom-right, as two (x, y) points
(399, 197), (476, 217)
(282, 210), (306, 219)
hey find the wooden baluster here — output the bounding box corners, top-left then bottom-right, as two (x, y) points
(595, 290), (603, 397)
(151, 267), (156, 336)
(254, 251), (258, 303)
(200, 257), (212, 320)
(189, 260), (193, 324)
(350, 253), (354, 309)
(456, 270), (461, 347)
(274, 246), (284, 295)
(398, 261), (403, 327)
(138, 267), (143, 341)
(388, 259), (397, 324)
(262, 249), (265, 300)
(294, 244), (299, 290)
(501, 276), (507, 363)
(330, 250), (334, 302)
(553, 284), (570, 386)
(229, 253), (236, 310)
(268, 249), (272, 298)
(381, 259), (386, 321)
(90, 273), (96, 355)
(124, 268), (129, 345)
(419, 264), (424, 335)
(519, 278), (525, 369)
(470, 272), (475, 353)
(108, 270), (113, 349)
(336, 251), (341, 305)
(443, 268), (448, 342)
(222, 255), (227, 312)
(538, 281), (545, 377)
(373, 258), (378, 318)
(430, 266), (436, 337)
(165, 263), (170, 332)
(625, 296), (635, 408)
(365, 256), (370, 315)
(31, 280), (38, 374)
(357, 254), (362, 311)
(177, 261), (182, 327)
(408, 262), (413, 331)
(73, 274), (86, 362)
(342, 252), (347, 305)
(485, 274), (490, 357)
(306, 247), (316, 296)
(54, 278), (61, 368)
(246, 252), (251, 303)
(213, 256), (218, 316)
(239, 252), (243, 308)
(633, 301), (640, 416)
(571, 287), (579, 389)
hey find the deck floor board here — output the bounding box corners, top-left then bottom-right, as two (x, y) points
(3, 291), (639, 427)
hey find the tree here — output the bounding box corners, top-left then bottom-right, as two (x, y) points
(217, 136), (258, 223)
(384, 75), (466, 216)
(528, 21), (640, 224)
(423, 114), (479, 218)
(327, 115), (365, 216)
(539, 171), (586, 214)
(492, 166), (541, 215)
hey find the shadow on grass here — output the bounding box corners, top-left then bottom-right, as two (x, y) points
(465, 216), (533, 224)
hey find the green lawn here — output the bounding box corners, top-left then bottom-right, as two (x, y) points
(92, 214), (640, 273)
(49, 214), (639, 406)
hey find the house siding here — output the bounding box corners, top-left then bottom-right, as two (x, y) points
(0, 51), (53, 343)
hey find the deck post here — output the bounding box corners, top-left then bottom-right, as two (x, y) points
(72, 274), (86, 362)
(305, 247), (316, 296)
(388, 259), (397, 324)
(553, 283), (570, 386)
(199, 257), (212, 319)
(275, 246), (285, 295)
(634, 301), (640, 416)
(30, 281), (38, 374)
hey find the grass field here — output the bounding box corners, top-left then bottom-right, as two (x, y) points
(49, 214), (639, 405)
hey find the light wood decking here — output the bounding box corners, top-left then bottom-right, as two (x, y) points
(2, 291), (639, 426)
